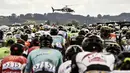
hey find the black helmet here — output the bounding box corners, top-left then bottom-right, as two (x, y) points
(116, 52), (130, 70)
(65, 45), (83, 60)
(10, 43), (24, 55)
(50, 28), (59, 35)
(6, 39), (15, 46)
(78, 30), (86, 36)
(126, 30), (130, 39)
(106, 43), (121, 55)
(85, 33), (93, 37)
(75, 35), (85, 45)
(58, 26), (63, 30)
(82, 35), (103, 52)
(96, 24), (102, 30)
(25, 29), (31, 34)
(122, 28), (128, 35)
(23, 25), (28, 29)
(0, 30), (3, 40)
(100, 26), (111, 39)
(40, 34), (53, 48)
(31, 37), (39, 46)
(21, 34), (28, 41)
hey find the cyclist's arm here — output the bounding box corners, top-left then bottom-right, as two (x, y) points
(0, 60), (2, 73)
(24, 54), (32, 73)
(56, 52), (63, 73)
(21, 64), (26, 73)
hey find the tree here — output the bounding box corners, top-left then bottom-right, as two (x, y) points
(20, 14), (25, 19)
(56, 21), (60, 25)
(8, 13), (17, 23)
(45, 20), (51, 25)
(71, 20), (79, 27)
(97, 14), (102, 19)
(87, 14), (90, 18)
(66, 23), (72, 26)
(11, 13), (17, 18)
(25, 13), (33, 19)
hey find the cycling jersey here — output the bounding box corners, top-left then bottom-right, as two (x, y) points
(58, 60), (71, 73)
(27, 46), (40, 55)
(52, 35), (65, 48)
(72, 52), (115, 73)
(0, 55), (27, 73)
(58, 31), (67, 39)
(25, 48), (63, 73)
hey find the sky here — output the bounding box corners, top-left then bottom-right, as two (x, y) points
(0, 0), (130, 16)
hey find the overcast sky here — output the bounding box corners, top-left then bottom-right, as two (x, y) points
(0, 0), (130, 16)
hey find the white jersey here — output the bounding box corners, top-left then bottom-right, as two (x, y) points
(75, 52), (115, 73)
(58, 60), (71, 73)
(58, 30), (67, 39)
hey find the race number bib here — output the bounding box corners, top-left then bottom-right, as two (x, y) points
(33, 62), (56, 73)
(2, 62), (22, 70)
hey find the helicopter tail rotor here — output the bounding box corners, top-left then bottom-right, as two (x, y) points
(51, 7), (55, 12)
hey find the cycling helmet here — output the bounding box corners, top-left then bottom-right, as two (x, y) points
(126, 30), (130, 39)
(120, 58), (130, 70)
(0, 30), (3, 40)
(78, 30), (86, 36)
(100, 26), (111, 39)
(85, 33), (93, 37)
(122, 28), (128, 35)
(21, 34), (28, 41)
(25, 29), (31, 34)
(6, 39), (15, 46)
(10, 43), (24, 55)
(43, 25), (50, 31)
(50, 28), (59, 35)
(6, 32), (13, 38)
(108, 24), (114, 28)
(40, 34), (53, 48)
(65, 45), (83, 60)
(75, 35), (85, 45)
(31, 37), (39, 46)
(106, 43), (121, 55)
(23, 25), (28, 29)
(35, 31), (41, 37)
(116, 52), (130, 70)
(82, 35), (103, 52)
(96, 24), (102, 30)
(58, 26), (63, 30)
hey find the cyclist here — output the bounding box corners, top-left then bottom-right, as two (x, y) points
(24, 34), (63, 73)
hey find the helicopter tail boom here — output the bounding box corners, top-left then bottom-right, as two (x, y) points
(51, 7), (55, 12)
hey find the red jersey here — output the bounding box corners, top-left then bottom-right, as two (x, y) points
(28, 46), (39, 54)
(0, 55), (27, 73)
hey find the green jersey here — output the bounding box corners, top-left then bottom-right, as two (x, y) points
(25, 48), (63, 73)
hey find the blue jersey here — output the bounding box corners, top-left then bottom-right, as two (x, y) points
(52, 35), (64, 48)
(25, 48), (63, 73)
(52, 35), (64, 44)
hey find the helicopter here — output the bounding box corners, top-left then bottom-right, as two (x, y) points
(51, 5), (75, 13)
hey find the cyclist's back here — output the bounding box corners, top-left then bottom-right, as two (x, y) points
(27, 48), (62, 68)
(25, 34), (63, 73)
(50, 28), (64, 48)
(0, 43), (27, 73)
(1, 55), (26, 73)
